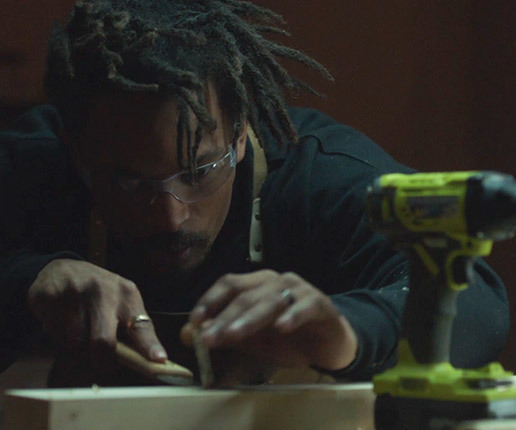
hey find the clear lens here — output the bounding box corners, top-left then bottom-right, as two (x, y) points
(114, 146), (236, 205)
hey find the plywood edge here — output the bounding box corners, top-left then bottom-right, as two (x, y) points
(454, 420), (516, 430)
(5, 382), (373, 401)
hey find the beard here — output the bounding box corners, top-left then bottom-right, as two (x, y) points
(114, 229), (212, 276)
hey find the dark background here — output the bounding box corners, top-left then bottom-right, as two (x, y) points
(1, 1), (515, 368)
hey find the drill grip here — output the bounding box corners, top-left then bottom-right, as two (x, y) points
(402, 250), (462, 364)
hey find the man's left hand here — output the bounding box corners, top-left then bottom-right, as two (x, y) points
(183, 270), (358, 371)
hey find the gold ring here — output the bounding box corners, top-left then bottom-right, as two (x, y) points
(126, 314), (151, 330)
(281, 288), (296, 306)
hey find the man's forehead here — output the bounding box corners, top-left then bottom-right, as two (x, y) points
(87, 82), (223, 128)
(87, 93), (183, 131)
(84, 90), (225, 140)
(80, 93), (229, 174)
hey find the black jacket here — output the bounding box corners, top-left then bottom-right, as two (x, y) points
(0, 105), (510, 380)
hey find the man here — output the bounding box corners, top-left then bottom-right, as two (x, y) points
(0, 0), (509, 383)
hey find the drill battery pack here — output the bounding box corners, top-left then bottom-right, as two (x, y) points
(374, 342), (516, 430)
(375, 393), (516, 430)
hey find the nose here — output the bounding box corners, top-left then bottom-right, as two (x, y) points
(151, 192), (191, 231)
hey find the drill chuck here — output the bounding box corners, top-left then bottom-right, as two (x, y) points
(465, 172), (516, 240)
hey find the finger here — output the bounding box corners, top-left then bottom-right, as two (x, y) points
(89, 301), (118, 373)
(221, 289), (297, 344)
(117, 281), (168, 363)
(38, 290), (81, 351)
(63, 304), (89, 351)
(180, 319), (215, 348)
(125, 313), (168, 363)
(190, 270), (278, 325)
(202, 275), (299, 347)
(45, 300), (88, 353)
(180, 322), (194, 347)
(28, 291), (53, 321)
(218, 272), (311, 340)
(201, 289), (259, 347)
(274, 294), (334, 333)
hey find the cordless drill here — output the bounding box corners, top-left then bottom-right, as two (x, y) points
(366, 171), (516, 430)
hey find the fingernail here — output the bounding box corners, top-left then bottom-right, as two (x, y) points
(191, 305), (206, 322)
(202, 326), (219, 345)
(203, 326), (218, 338)
(150, 346), (167, 362)
(227, 320), (244, 332)
(275, 316), (291, 330)
(276, 314), (290, 324)
(201, 319), (214, 330)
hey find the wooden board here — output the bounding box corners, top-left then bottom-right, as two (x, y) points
(454, 420), (516, 430)
(4, 384), (375, 430)
(0, 356), (53, 429)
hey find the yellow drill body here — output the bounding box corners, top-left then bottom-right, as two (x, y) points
(370, 171), (494, 291)
(367, 171), (516, 429)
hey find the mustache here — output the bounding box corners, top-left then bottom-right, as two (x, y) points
(131, 230), (210, 253)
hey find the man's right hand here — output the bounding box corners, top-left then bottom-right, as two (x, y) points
(27, 259), (167, 370)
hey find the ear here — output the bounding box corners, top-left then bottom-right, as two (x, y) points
(235, 120), (249, 163)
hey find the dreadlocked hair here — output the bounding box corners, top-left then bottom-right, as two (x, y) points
(45, 0), (334, 171)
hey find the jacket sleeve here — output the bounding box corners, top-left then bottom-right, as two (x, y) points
(0, 140), (83, 371)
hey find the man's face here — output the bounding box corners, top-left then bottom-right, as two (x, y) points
(73, 86), (247, 274)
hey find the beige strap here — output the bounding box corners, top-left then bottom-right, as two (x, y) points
(248, 127), (268, 201)
(247, 127), (268, 264)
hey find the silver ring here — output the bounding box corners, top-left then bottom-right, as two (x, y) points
(281, 288), (296, 306)
(126, 314), (151, 330)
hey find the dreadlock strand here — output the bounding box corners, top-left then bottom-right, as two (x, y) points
(144, 56), (205, 92)
(289, 76), (326, 99)
(255, 61), (297, 141)
(216, 60), (250, 142)
(72, 1), (95, 24)
(48, 24), (75, 80)
(266, 42), (334, 82)
(73, 30), (105, 51)
(269, 91), (297, 142)
(245, 99), (266, 149)
(109, 73), (159, 92)
(176, 9), (225, 29)
(253, 25), (291, 37)
(176, 103), (186, 170)
(185, 113), (194, 173)
(221, 0), (285, 25)
(197, 27), (249, 112)
(106, 10), (131, 31)
(218, 18), (296, 90)
(157, 27), (207, 47)
(123, 30), (158, 54)
(243, 61), (292, 147)
(100, 45), (124, 74)
(176, 87), (216, 131)
(192, 125), (203, 167)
